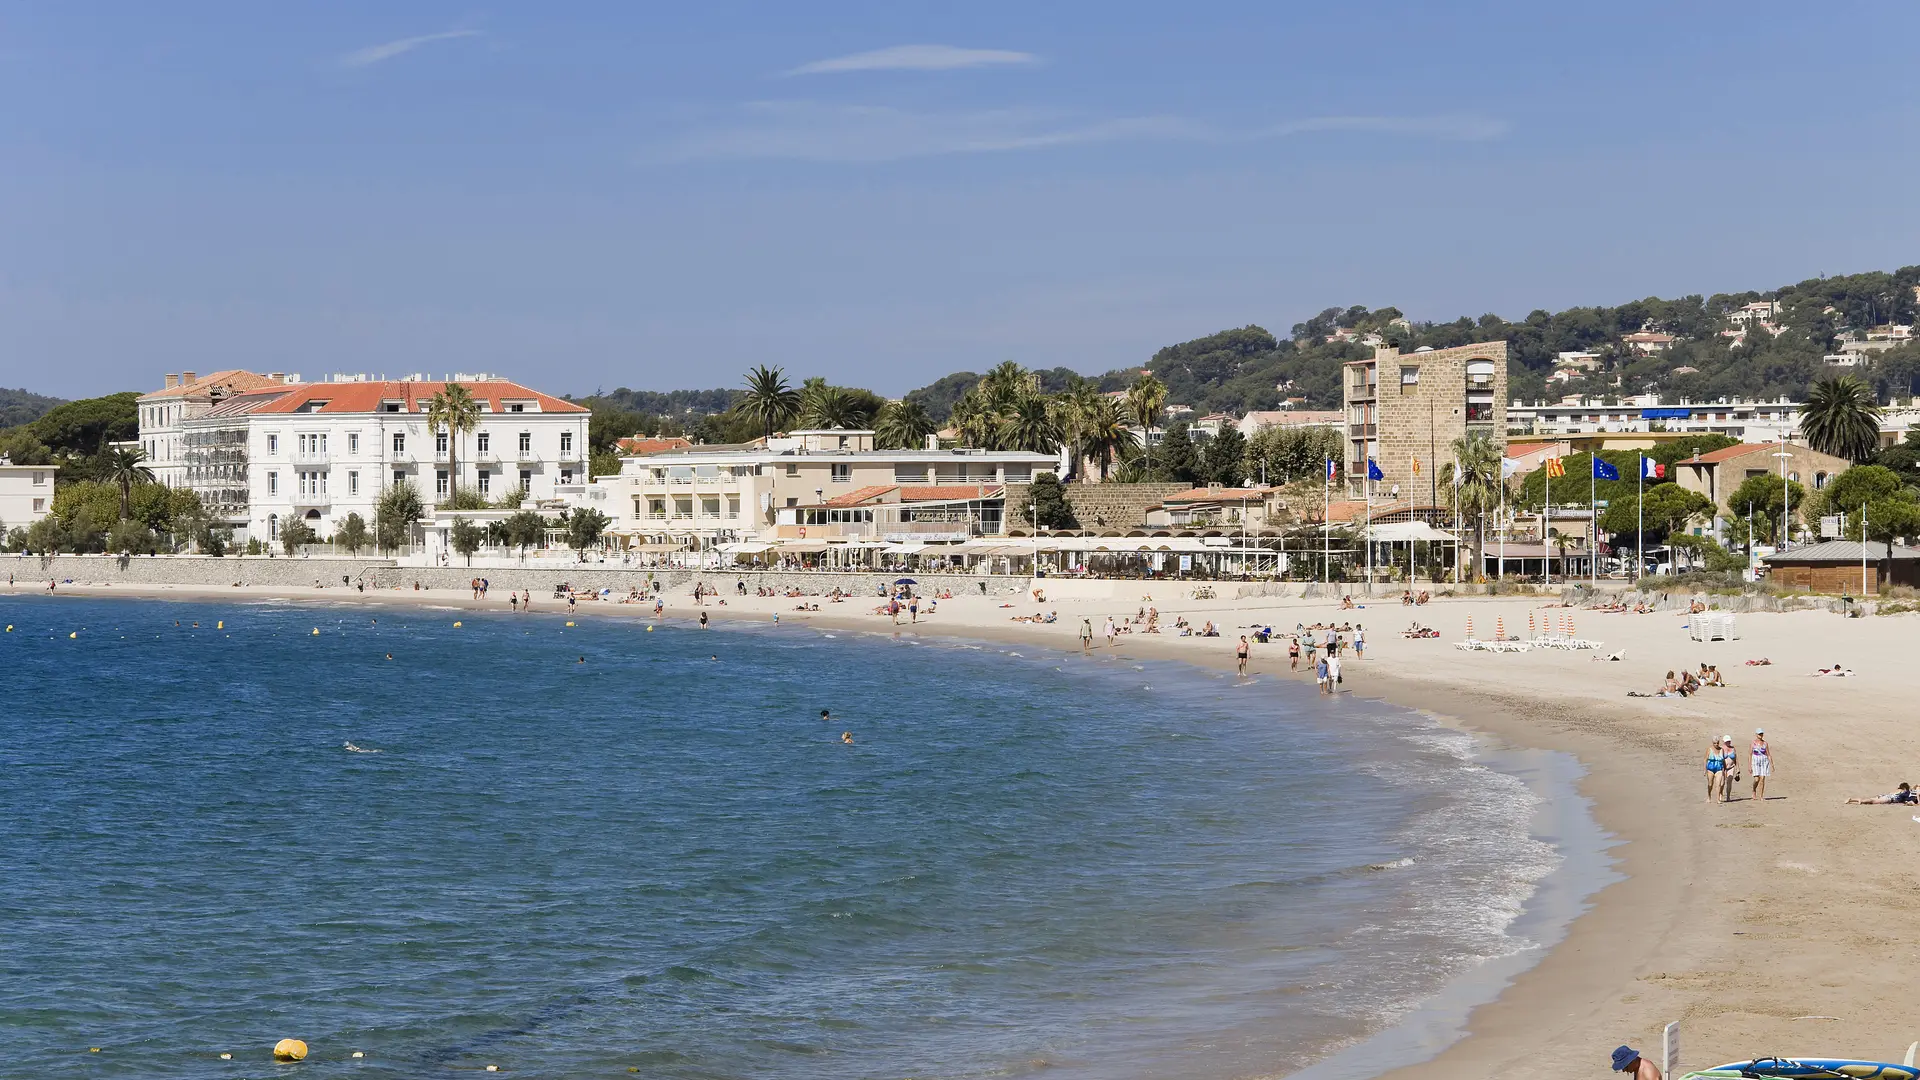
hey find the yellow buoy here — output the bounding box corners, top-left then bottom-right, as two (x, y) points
(5, 624), (11, 631)
(352, 1050), (365, 1058)
(565, 620), (575, 626)
(89, 1047), (101, 1053)
(273, 1038), (308, 1061)
(486, 1067), (499, 1073)
(69, 631), (78, 639)
(219, 1052), (231, 1060)
(311, 628), (320, 635)
(217, 621), (224, 629)
(646, 625), (653, 632)
(453, 621), (463, 628)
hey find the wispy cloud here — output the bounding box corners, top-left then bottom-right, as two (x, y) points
(787, 44), (1039, 76)
(657, 102), (1507, 163)
(340, 29), (480, 69)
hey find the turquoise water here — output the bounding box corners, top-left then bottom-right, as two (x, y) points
(0, 596), (1560, 1079)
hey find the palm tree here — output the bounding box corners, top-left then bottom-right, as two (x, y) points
(1077, 396), (1129, 481)
(1440, 430), (1504, 582)
(875, 400), (936, 449)
(1800, 375), (1883, 462)
(740, 365), (801, 439)
(425, 383), (481, 502)
(997, 393), (1064, 454)
(105, 447), (154, 520)
(950, 388), (999, 450)
(1126, 372), (1167, 477)
(800, 384), (859, 429)
(979, 361), (1031, 410)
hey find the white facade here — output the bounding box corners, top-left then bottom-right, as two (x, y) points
(0, 463), (57, 533)
(1508, 397), (1801, 442)
(241, 376), (589, 544)
(137, 370), (296, 488)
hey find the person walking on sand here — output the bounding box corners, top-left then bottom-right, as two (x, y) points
(1750, 729), (1772, 802)
(1327, 651), (1342, 692)
(1289, 636), (1301, 670)
(1081, 619), (1094, 656)
(1236, 635), (1250, 677)
(1315, 654), (1330, 695)
(1104, 616), (1117, 648)
(1705, 737), (1726, 802)
(1719, 735), (1739, 802)
(909, 596), (918, 624)
(1353, 625), (1365, 659)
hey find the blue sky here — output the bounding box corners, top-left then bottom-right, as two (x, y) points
(4, 1), (1920, 399)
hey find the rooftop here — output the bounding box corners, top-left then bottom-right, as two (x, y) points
(1764, 541), (1920, 563)
(239, 379), (587, 416)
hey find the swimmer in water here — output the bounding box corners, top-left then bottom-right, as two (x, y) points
(821, 709), (832, 722)
(384, 653), (393, 660)
(577, 656), (586, 664)
(841, 732), (854, 744)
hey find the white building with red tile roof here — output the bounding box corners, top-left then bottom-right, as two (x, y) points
(137, 370), (297, 489)
(153, 372), (588, 546)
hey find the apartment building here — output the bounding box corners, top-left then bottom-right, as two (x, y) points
(1343, 342), (1508, 497)
(0, 461), (57, 532)
(1507, 397), (1801, 442)
(145, 373), (587, 544)
(136, 370), (294, 488)
(584, 429), (1056, 549)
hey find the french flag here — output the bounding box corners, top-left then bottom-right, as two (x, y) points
(1641, 456), (1666, 480)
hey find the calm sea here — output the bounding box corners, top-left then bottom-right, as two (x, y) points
(0, 596), (1574, 1079)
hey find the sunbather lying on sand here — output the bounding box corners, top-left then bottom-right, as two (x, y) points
(1810, 662), (1855, 677)
(1845, 782), (1917, 805)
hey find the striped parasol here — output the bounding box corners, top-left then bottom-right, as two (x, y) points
(1465, 614), (1474, 640)
(1496, 615), (1506, 641)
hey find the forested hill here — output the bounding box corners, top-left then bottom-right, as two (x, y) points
(586, 264), (1920, 429)
(0, 387), (67, 430)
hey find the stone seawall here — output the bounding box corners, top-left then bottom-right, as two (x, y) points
(10, 554), (1033, 598)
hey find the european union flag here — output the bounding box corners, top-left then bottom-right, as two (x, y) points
(1592, 458), (1620, 481)
(1367, 458), (1384, 481)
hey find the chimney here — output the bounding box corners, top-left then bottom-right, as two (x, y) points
(925, 433), (939, 451)
(181, 370), (197, 385)
(164, 374), (178, 389)
(269, 372), (286, 383)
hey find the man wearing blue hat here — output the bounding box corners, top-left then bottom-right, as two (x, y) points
(1612, 1045), (1664, 1079)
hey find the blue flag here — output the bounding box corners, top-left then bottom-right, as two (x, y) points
(1367, 458), (1384, 481)
(1592, 458), (1620, 481)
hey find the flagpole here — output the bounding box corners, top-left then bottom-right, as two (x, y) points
(1364, 465), (1372, 595)
(1544, 459), (1551, 588)
(1636, 457), (1644, 584)
(1590, 457), (1597, 588)
(1498, 471), (1506, 580)
(1322, 459), (1330, 588)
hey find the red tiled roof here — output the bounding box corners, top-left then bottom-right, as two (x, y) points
(1684, 443), (1771, 465)
(140, 370), (286, 401)
(615, 436), (693, 455)
(825, 485), (897, 507)
(246, 379), (587, 415)
(897, 485), (1002, 502)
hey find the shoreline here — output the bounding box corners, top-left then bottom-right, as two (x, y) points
(14, 578), (1920, 1074)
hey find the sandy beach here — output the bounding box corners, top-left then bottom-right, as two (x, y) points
(16, 574), (1920, 1075)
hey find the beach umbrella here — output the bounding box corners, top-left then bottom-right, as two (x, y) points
(895, 577), (917, 585)
(1465, 614), (1474, 640)
(1496, 615), (1506, 641)
(1527, 610), (1536, 638)
(1568, 612), (1576, 638)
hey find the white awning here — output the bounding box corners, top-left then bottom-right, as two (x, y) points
(779, 540), (831, 553)
(717, 542), (772, 554)
(883, 542), (928, 553)
(1366, 521), (1460, 542)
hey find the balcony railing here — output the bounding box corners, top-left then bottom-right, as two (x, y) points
(1346, 424), (1377, 437)
(292, 493), (332, 509)
(292, 452), (330, 466)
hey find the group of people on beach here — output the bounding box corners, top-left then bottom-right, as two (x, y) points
(1704, 730), (1772, 803)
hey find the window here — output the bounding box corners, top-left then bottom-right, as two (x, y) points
(785, 463), (799, 477)
(31, 471), (44, 485)
(392, 432), (406, 454)
(1399, 366), (1420, 387)
(32, 498), (44, 513)
(268, 472), (279, 495)
(383, 402), (401, 413)
(674, 497), (692, 518)
(393, 470), (405, 486)
(436, 431), (448, 454)
(509, 403), (525, 413)
(519, 469), (532, 489)
(349, 433), (359, 455)
(268, 514), (279, 541)
(268, 434), (279, 454)
(1465, 401), (1494, 422)
(560, 469), (574, 485)
(477, 470), (490, 494)
(1814, 471), (1829, 489)
(831, 463), (851, 483)
(476, 432), (490, 453)
(1466, 359), (1495, 386)
(648, 497), (666, 520)
(785, 497), (798, 507)
(727, 496), (740, 519)
(515, 432), (531, 456)
(701, 497), (720, 518)
(436, 470), (449, 496)
(348, 471), (360, 496)
(560, 431), (573, 454)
